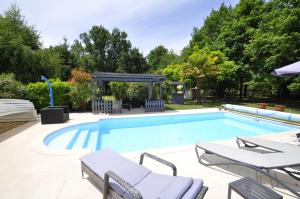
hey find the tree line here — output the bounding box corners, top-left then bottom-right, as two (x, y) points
(0, 5), (149, 83)
(1, 0), (300, 100)
(185, 0), (300, 98)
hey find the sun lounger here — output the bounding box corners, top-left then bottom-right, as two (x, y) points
(195, 141), (300, 197)
(236, 136), (300, 153)
(81, 148), (208, 199)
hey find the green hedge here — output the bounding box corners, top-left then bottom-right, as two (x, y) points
(27, 79), (71, 110)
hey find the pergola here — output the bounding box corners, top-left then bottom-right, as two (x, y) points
(92, 72), (167, 100)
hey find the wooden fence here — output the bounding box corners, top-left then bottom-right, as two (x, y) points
(92, 99), (122, 114)
(145, 99), (165, 112)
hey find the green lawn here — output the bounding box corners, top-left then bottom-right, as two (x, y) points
(165, 101), (222, 110)
(165, 99), (300, 114)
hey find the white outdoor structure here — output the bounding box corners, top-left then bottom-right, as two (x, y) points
(0, 99), (37, 122)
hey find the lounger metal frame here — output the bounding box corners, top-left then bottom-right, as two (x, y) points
(195, 144), (300, 197)
(82, 152), (208, 199)
(236, 137), (300, 181)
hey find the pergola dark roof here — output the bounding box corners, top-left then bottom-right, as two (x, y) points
(169, 81), (185, 86)
(92, 72), (166, 82)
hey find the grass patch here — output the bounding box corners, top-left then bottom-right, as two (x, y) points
(165, 101), (222, 110)
(165, 99), (300, 114)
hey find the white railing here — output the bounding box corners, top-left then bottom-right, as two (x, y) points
(92, 99), (122, 114)
(145, 99), (165, 112)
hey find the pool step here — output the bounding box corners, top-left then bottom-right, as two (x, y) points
(95, 130), (102, 151)
(47, 129), (77, 149)
(89, 130), (99, 151)
(66, 129), (87, 149)
(72, 130), (89, 149)
(82, 129), (93, 148)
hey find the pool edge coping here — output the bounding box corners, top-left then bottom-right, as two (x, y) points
(31, 108), (300, 156)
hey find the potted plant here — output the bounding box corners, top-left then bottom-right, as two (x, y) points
(274, 105), (286, 112)
(258, 102), (267, 109)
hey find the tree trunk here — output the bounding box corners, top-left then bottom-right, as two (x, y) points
(243, 84), (247, 98)
(217, 84), (225, 98)
(239, 77), (243, 100)
(196, 78), (202, 103)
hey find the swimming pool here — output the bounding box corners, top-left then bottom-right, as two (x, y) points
(44, 112), (299, 152)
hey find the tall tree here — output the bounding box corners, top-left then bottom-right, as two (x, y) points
(71, 39), (94, 71)
(147, 45), (178, 71)
(214, 0), (263, 99)
(74, 25), (147, 73)
(53, 38), (78, 80)
(244, 0), (300, 96)
(0, 4), (41, 82)
(178, 46), (237, 100)
(190, 3), (232, 50)
(188, 0), (300, 98)
(79, 25), (111, 71)
(117, 48), (148, 73)
(36, 47), (62, 80)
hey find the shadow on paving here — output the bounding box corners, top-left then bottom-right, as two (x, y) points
(200, 154), (300, 198)
(0, 119), (40, 142)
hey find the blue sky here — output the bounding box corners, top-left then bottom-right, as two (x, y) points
(0, 0), (238, 54)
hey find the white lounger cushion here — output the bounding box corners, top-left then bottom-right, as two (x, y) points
(81, 148), (204, 199)
(81, 148), (151, 196)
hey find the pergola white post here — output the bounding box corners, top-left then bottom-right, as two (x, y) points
(148, 81), (153, 99)
(159, 82), (162, 100)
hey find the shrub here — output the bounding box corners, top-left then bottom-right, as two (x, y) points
(245, 78), (277, 97)
(68, 68), (92, 111)
(106, 82), (162, 105)
(127, 83), (148, 101)
(27, 79), (71, 110)
(288, 77), (300, 97)
(69, 68), (91, 83)
(102, 95), (116, 101)
(69, 82), (92, 111)
(0, 73), (27, 98)
(109, 82), (129, 100)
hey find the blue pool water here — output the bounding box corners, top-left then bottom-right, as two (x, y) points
(44, 112), (299, 152)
